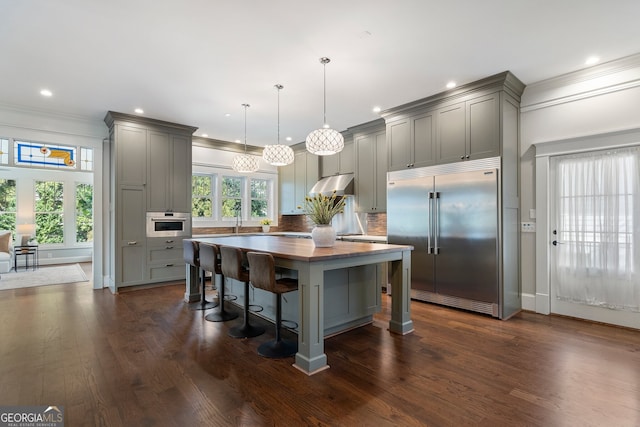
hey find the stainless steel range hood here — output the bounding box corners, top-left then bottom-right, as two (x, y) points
(309, 173), (354, 196)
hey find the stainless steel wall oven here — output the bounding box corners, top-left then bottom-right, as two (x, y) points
(146, 212), (191, 237)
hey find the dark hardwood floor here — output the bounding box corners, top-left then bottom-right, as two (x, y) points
(0, 266), (638, 426)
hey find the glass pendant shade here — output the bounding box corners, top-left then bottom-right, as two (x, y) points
(306, 126), (344, 156)
(263, 144), (294, 166)
(306, 57), (343, 156)
(232, 154), (259, 173)
(263, 84), (295, 166)
(232, 103), (259, 173)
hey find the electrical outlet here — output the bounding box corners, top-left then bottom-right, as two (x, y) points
(521, 222), (536, 233)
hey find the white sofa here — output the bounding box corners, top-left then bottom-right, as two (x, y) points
(0, 231), (13, 273)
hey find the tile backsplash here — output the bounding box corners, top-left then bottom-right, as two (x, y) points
(193, 212), (387, 236)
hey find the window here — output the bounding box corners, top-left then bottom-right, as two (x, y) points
(80, 147), (94, 171)
(35, 181), (64, 244)
(76, 183), (93, 243)
(15, 141), (77, 169)
(221, 176), (242, 219)
(0, 139), (8, 165)
(250, 178), (268, 219)
(0, 179), (16, 234)
(192, 175), (213, 218)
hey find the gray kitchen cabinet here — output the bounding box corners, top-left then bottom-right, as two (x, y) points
(147, 131), (192, 212)
(320, 139), (354, 177)
(466, 92), (500, 160)
(436, 93), (500, 164)
(147, 236), (186, 281)
(355, 124), (387, 212)
(118, 185), (146, 285)
(387, 110), (435, 171)
(435, 102), (466, 164)
(279, 149), (319, 214)
(105, 111), (197, 290)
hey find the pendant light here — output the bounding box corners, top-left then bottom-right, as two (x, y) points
(232, 103), (259, 173)
(263, 84), (295, 166)
(305, 57), (344, 156)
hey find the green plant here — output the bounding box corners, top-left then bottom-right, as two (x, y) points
(298, 192), (345, 225)
(260, 218), (272, 225)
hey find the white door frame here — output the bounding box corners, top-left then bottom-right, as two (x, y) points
(534, 127), (640, 315)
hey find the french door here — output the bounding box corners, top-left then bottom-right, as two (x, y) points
(549, 146), (640, 329)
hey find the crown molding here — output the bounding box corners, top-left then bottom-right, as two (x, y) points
(521, 52), (640, 113)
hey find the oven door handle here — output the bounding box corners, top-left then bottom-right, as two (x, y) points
(150, 218), (187, 222)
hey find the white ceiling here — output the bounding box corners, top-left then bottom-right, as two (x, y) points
(2, 0), (640, 147)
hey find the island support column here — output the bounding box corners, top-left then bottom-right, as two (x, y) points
(184, 263), (201, 303)
(293, 262), (329, 375)
(389, 249), (414, 334)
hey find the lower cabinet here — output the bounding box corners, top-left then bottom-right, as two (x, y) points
(223, 264), (381, 337)
(147, 237), (186, 282)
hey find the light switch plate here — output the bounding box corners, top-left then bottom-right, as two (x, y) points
(529, 208), (536, 219)
(521, 222), (536, 233)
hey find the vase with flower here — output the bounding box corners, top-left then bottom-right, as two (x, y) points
(260, 218), (272, 233)
(298, 191), (346, 247)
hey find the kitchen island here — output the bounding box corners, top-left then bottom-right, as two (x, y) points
(186, 235), (413, 375)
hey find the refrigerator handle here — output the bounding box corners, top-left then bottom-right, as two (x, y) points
(434, 191), (440, 254)
(427, 192), (433, 254)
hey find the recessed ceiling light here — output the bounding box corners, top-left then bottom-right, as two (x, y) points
(585, 56), (600, 66)
(202, 133), (208, 138)
(234, 139), (241, 143)
(372, 106), (382, 113)
(446, 81), (457, 89)
(134, 108), (144, 114)
(285, 137), (292, 142)
(225, 113), (231, 117)
(40, 89), (52, 97)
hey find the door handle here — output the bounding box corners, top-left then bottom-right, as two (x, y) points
(427, 192), (433, 254)
(434, 191), (440, 254)
(552, 240), (565, 246)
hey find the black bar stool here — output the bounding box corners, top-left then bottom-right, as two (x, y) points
(246, 251), (298, 358)
(183, 240), (218, 311)
(201, 243), (239, 322)
(221, 246), (265, 339)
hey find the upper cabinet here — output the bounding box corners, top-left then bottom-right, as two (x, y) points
(353, 120), (387, 213)
(387, 110), (436, 170)
(147, 131), (192, 212)
(279, 149), (319, 214)
(320, 134), (354, 177)
(383, 72), (524, 171)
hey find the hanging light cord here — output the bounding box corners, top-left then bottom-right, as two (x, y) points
(242, 103), (250, 153)
(275, 84), (283, 144)
(321, 57), (329, 127)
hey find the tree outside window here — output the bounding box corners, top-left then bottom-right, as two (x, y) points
(221, 176), (242, 218)
(250, 179), (268, 219)
(76, 183), (93, 243)
(35, 181), (64, 244)
(192, 175), (213, 218)
(0, 179), (16, 234)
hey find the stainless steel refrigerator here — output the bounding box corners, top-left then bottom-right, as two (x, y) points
(388, 158), (518, 318)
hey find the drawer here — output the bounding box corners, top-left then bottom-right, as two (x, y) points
(148, 245), (183, 263)
(148, 263), (185, 281)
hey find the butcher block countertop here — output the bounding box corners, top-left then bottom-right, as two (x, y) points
(193, 235), (409, 262)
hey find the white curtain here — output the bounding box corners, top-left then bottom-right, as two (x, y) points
(554, 146), (640, 312)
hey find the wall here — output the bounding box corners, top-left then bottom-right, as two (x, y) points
(519, 52), (640, 312)
(0, 104), (107, 288)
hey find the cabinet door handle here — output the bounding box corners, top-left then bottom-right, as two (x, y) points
(165, 246), (174, 249)
(165, 263), (174, 267)
(465, 154), (470, 159)
(460, 155), (464, 160)
(165, 240), (174, 243)
(127, 241), (137, 245)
